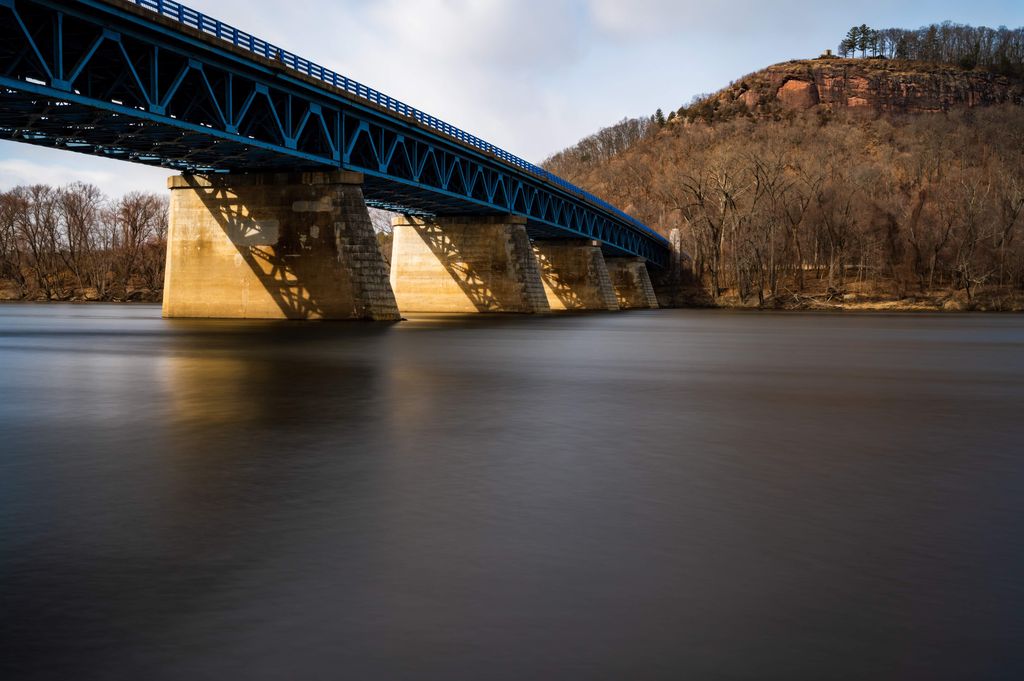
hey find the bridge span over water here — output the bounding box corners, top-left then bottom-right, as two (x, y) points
(0, 0), (668, 318)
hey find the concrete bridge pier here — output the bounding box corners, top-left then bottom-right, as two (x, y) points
(606, 257), (660, 309)
(389, 215), (550, 313)
(533, 239), (619, 311)
(162, 171), (400, 320)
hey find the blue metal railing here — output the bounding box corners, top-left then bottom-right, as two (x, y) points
(130, 0), (665, 244)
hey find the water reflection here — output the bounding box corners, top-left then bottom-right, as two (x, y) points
(1, 306), (1023, 680)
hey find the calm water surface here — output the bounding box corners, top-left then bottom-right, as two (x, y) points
(1, 305), (1023, 680)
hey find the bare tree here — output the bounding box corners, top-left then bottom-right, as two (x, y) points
(113, 191), (166, 295)
(56, 183), (105, 292)
(14, 185), (63, 299)
(0, 191), (27, 295)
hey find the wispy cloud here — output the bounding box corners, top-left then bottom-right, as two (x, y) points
(0, 149), (168, 196)
(0, 158), (109, 188)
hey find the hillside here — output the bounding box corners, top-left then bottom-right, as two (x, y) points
(544, 58), (1024, 311)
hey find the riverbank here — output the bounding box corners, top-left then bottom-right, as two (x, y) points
(0, 284), (160, 303)
(712, 291), (1024, 313)
(3, 293), (1022, 312)
(4, 280), (1023, 312)
(664, 278), (1024, 313)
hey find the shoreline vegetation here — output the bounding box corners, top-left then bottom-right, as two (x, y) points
(1, 176), (1021, 312)
(545, 104), (1024, 315)
(543, 22), (1024, 314)
(669, 284), (1024, 312)
(0, 184), (167, 304)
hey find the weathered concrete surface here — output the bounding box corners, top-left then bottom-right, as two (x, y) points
(163, 171), (399, 320)
(606, 257), (660, 309)
(533, 239), (619, 311)
(390, 215), (550, 313)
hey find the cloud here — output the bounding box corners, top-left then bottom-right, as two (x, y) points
(362, 0), (584, 70)
(586, 0), (690, 39)
(585, 0), (815, 40)
(181, 0), (589, 159)
(0, 158), (111, 188)
(0, 147), (168, 197)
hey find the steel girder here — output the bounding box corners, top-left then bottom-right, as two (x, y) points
(0, 0), (669, 266)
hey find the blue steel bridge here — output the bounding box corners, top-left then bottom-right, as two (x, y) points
(0, 0), (670, 267)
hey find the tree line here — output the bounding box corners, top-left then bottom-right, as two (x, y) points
(838, 22), (1024, 74)
(0, 184), (168, 301)
(543, 117), (656, 179)
(549, 106), (1024, 309)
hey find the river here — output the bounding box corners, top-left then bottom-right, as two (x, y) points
(1, 305), (1022, 680)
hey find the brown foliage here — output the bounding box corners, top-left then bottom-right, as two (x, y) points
(0, 184), (168, 301)
(552, 107), (1024, 308)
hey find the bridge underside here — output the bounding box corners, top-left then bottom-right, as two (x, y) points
(0, 0), (669, 266)
(0, 86), (647, 261)
(0, 86), (291, 170)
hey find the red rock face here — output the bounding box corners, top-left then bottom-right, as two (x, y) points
(777, 79), (820, 109)
(722, 60), (1024, 117)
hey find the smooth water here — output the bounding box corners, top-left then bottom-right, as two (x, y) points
(1, 305), (1023, 680)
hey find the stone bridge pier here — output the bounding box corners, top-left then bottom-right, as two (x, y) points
(162, 171), (400, 320)
(388, 215), (550, 313)
(164, 174), (660, 319)
(533, 239), (619, 311)
(606, 257), (660, 309)
(388, 215), (661, 314)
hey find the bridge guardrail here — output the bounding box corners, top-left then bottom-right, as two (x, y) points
(132, 0), (667, 246)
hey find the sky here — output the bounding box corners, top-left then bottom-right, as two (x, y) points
(1, 0), (1022, 197)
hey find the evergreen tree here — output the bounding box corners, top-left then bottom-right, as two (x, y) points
(655, 108), (666, 126)
(856, 24), (873, 57)
(842, 26), (860, 57)
(831, 22), (1023, 71)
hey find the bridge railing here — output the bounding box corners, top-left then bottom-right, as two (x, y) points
(131, 0), (666, 245)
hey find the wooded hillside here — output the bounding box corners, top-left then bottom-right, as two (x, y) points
(544, 46), (1024, 310)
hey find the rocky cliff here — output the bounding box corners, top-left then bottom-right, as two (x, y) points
(682, 58), (1024, 121)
